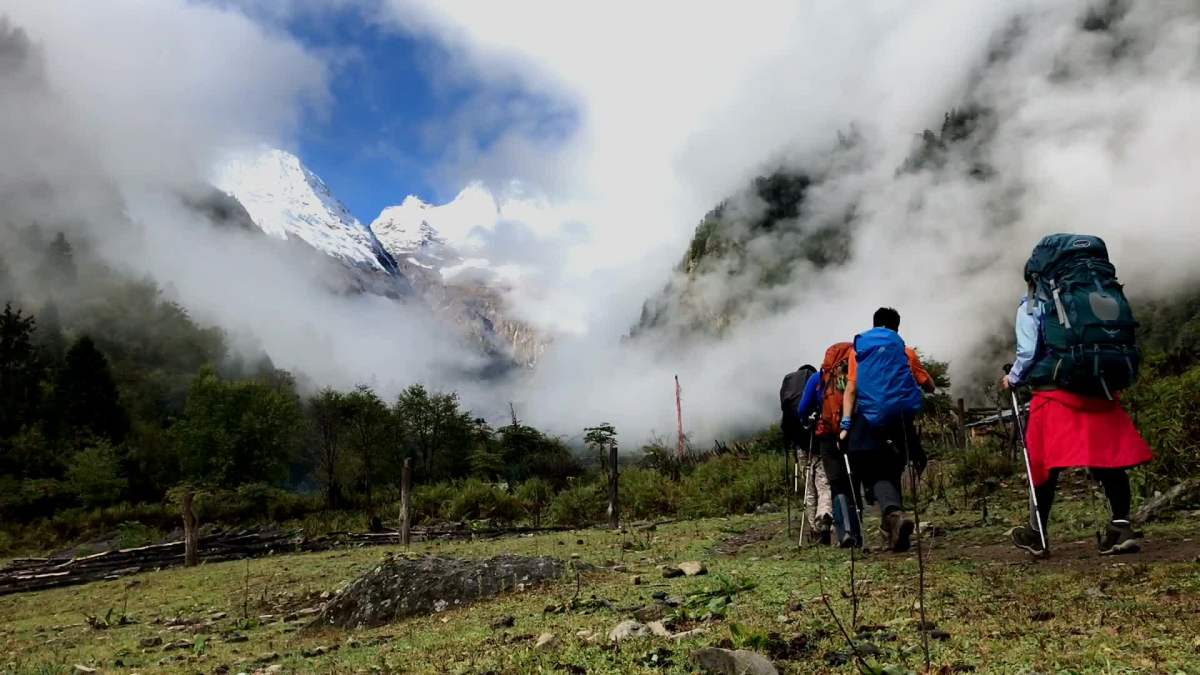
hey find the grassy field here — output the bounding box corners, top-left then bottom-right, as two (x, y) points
(2, 471), (1198, 674)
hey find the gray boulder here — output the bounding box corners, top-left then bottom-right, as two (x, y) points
(311, 554), (569, 629)
(692, 647), (779, 675)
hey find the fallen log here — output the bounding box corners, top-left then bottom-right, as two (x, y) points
(1132, 478), (1200, 525)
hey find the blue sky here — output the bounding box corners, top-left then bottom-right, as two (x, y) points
(284, 9), (452, 222)
(280, 7), (577, 224)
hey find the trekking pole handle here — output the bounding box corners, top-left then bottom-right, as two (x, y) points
(1002, 363), (1012, 375)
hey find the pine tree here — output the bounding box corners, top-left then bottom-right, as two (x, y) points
(34, 300), (67, 365)
(0, 303), (44, 441)
(52, 335), (128, 445)
(0, 254), (13, 302)
(39, 232), (78, 287)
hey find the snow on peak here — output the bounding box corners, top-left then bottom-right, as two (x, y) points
(213, 147), (397, 274)
(371, 181), (500, 255)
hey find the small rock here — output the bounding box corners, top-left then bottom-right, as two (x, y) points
(664, 596), (683, 608)
(570, 553), (581, 560)
(609, 620), (651, 643)
(671, 627), (707, 641)
(662, 566), (684, 579)
(851, 641), (881, 656)
(754, 502), (780, 515)
(612, 564), (628, 572)
(576, 539), (585, 545)
(256, 652), (280, 663)
(647, 621), (672, 638)
(319, 591), (331, 600)
(918, 522), (944, 537)
(210, 611), (228, 621)
(73, 667), (98, 674)
(692, 647), (779, 675)
(631, 575), (643, 585)
(162, 639), (193, 651)
(575, 629), (596, 642)
(930, 629), (951, 641)
(786, 600), (804, 613)
(490, 615), (516, 629)
(678, 561), (707, 577)
(264, 666), (283, 674)
(534, 632), (558, 650)
(139, 636), (164, 648)
(224, 633), (249, 643)
(301, 646), (328, 657)
(651, 591), (668, 601)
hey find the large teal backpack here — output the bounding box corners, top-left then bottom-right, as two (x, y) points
(1024, 233), (1139, 397)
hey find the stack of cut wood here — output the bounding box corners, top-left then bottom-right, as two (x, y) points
(0, 528), (301, 596)
(305, 523), (573, 549)
(0, 523), (578, 596)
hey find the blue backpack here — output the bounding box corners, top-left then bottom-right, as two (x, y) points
(853, 327), (923, 426)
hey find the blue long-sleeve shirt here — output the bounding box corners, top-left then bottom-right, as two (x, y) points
(796, 369), (822, 420)
(1007, 294), (1043, 386)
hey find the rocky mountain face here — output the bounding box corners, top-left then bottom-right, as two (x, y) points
(212, 148), (543, 368)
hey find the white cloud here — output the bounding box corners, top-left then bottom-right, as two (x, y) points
(374, 1), (1200, 443)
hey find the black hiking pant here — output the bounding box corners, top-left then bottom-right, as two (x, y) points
(822, 413), (921, 521)
(1031, 467), (1132, 534)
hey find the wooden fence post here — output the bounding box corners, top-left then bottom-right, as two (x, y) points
(182, 489), (198, 568)
(400, 458), (412, 548)
(608, 445), (619, 530)
(956, 398), (967, 449)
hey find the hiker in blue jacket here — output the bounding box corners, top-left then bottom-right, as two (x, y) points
(838, 307), (935, 552)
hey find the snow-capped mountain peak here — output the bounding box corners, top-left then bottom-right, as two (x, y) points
(213, 147), (398, 275)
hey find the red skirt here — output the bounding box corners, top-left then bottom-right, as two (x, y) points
(1024, 390), (1153, 487)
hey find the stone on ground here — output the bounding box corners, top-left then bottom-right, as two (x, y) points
(678, 561), (708, 576)
(535, 632), (558, 649)
(311, 554), (570, 629)
(692, 647), (779, 675)
(609, 619), (651, 642)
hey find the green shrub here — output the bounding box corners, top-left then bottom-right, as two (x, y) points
(548, 479), (605, 527)
(114, 520), (162, 549)
(411, 482), (456, 523)
(619, 468), (679, 520)
(446, 478), (522, 524)
(515, 477), (554, 526)
(952, 442), (1016, 496)
(66, 441), (127, 508)
(1126, 362), (1200, 491)
(678, 454), (782, 518)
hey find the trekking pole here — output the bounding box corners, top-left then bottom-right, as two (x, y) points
(1003, 364), (1048, 553)
(796, 427), (816, 542)
(841, 448), (867, 551)
(786, 444), (792, 540)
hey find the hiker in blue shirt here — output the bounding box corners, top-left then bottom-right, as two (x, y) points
(838, 307), (934, 552)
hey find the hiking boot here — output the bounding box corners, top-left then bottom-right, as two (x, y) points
(881, 510), (915, 552)
(1098, 520), (1143, 555)
(818, 513), (833, 546)
(1008, 526), (1048, 558)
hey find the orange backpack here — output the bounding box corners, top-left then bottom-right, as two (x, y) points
(816, 342), (854, 437)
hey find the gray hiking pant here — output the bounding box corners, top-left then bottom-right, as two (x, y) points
(799, 450), (832, 532)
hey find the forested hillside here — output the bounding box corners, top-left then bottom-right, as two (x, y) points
(0, 225), (581, 553)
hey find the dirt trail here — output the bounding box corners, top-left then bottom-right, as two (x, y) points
(941, 535), (1200, 567)
(714, 523), (785, 556)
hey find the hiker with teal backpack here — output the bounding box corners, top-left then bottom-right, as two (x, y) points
(838, 307), (936, 552)
(1003, 234), (1153, 558)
